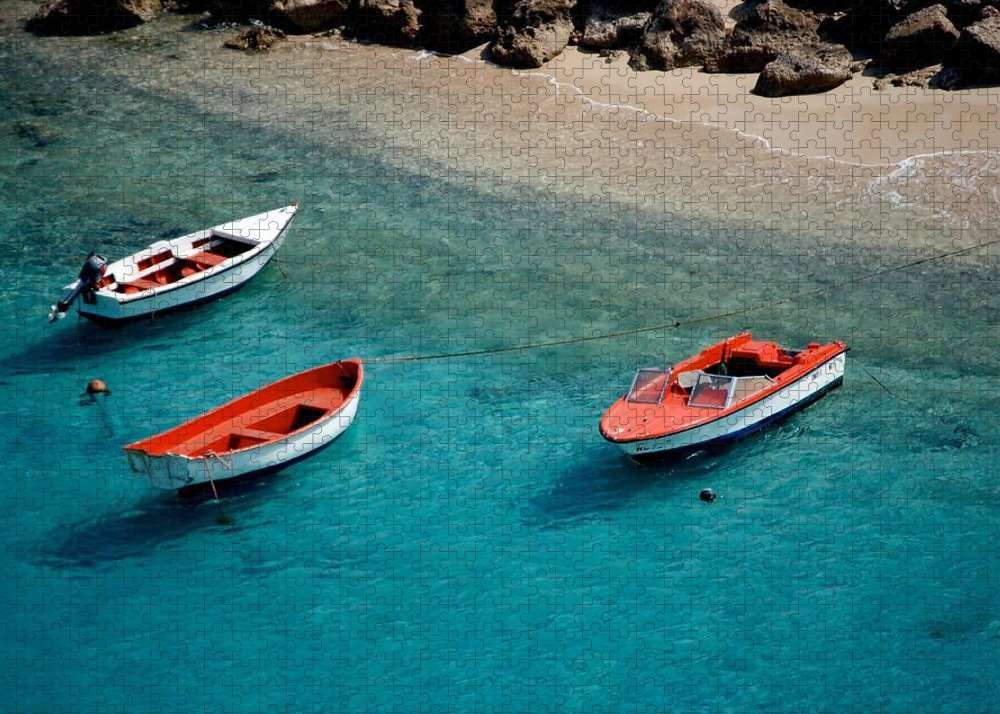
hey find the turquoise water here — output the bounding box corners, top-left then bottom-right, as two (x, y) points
(4, 36), (1000, 714)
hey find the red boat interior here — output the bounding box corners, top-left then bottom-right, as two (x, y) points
(126, 360), (363, 458)
(600, 332), (846, 442)
(109, 235), (254, 294)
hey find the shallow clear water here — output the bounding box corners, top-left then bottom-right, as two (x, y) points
(3, 32), (1000, 714)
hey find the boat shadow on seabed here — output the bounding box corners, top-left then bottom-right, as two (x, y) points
(5, 306), (226, 377)
(527, 447), (726, 527)
(527, 398), (838, 528)
(35, 477), (280, 569)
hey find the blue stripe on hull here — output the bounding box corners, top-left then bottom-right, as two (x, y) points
(630, 376), (844, 465)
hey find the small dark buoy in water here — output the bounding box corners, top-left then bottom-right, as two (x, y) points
(86, 378), (110, 397)
(699, 488), (716, 503)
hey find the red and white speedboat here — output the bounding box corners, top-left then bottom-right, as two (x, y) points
(125, 359), (363, 490)
(600, 332), (847, 462)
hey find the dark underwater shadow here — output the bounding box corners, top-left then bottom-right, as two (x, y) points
(2, 288), (264, 377)
(35, 469), (290, 569)
(526, 445), (725, 528)
(35, 423), (365, 569)
(525, 396), (853, 528)
(2, 320), (144, 377)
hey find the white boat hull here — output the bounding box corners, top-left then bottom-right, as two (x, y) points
(75, 206), (294, 323)
(618, 352), (846, 460)
(127, 390), (361, 490)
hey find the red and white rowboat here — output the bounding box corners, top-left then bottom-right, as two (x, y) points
(125, 359), (363, 490)
(600, 332), (847, 462)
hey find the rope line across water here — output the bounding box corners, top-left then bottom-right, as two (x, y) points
(368, 236), (1000, 365)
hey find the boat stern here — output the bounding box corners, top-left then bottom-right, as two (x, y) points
(77, 288), (128, 322)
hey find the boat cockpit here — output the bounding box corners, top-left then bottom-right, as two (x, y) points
(624, 339), (801, 410)
(685, 372), (774, 409)
(104, 232), (257, 295)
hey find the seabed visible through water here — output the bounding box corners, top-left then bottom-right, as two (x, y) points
(3, 12), (1000, 713)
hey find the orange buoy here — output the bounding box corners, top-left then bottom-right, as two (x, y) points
(86, 378), (110, 396)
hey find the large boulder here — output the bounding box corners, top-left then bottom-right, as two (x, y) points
(577, 0), (655, 50)
(925, 0), (1000, 27)
(490, 0), (576, 67)
(823, 0), (1000, 51)
(351, 0), (422, 44)
(952, 13), (1000, 82)
(882, 4), (960, 68)
(419, 0), (497, 52)
(271, 0), (351, 31)
(734, 0), (822, 39)
(27, 0), (162, 34)
(628, 0), (726, 70)
(706, 0), (822, 72)
(753, 43), (853, 95)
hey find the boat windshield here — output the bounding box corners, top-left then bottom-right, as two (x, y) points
(626, 368), (669, 404)
(687, 373), (774, 408)
(687, 373), (735, 409)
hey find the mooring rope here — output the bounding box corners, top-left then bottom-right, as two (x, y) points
(369, 236), (1000, 365)
(201, 450), (235, 524)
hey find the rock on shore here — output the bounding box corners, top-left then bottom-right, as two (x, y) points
(953, 12), (1000, 83)
(576, 0), (655, 50)
(271, 0), (351, 32)
(22, 0), (1000, 95)
(753, 43), (853, 95)
(706, 0), (824, 72)
(629, 0), (727, 71)
(27, 0), (161, 34)
(490, 0), (575, 67)
(351, 0), (420, 43)
(420, 0), (497, 52)
(224, 24), (285, 50)
(881, 4), (960, 70)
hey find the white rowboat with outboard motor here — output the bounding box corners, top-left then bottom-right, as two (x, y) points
(49, 204), (298, 324)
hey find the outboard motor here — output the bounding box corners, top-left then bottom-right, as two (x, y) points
(49, 252), (108, 322)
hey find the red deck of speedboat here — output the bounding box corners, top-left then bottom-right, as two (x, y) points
(600, 332), (848, 461)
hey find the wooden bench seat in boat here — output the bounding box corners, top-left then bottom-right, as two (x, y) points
(170, 388), (346, 457)
(115, 251), (230, 293)
(186, 251), (228, 268)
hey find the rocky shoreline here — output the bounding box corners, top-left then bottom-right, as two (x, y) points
(23, 0), (1000, 97)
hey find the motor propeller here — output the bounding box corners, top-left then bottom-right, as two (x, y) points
(48, 252), (108, 322)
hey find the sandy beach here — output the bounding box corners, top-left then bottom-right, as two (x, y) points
(4, 0), (999, 256)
